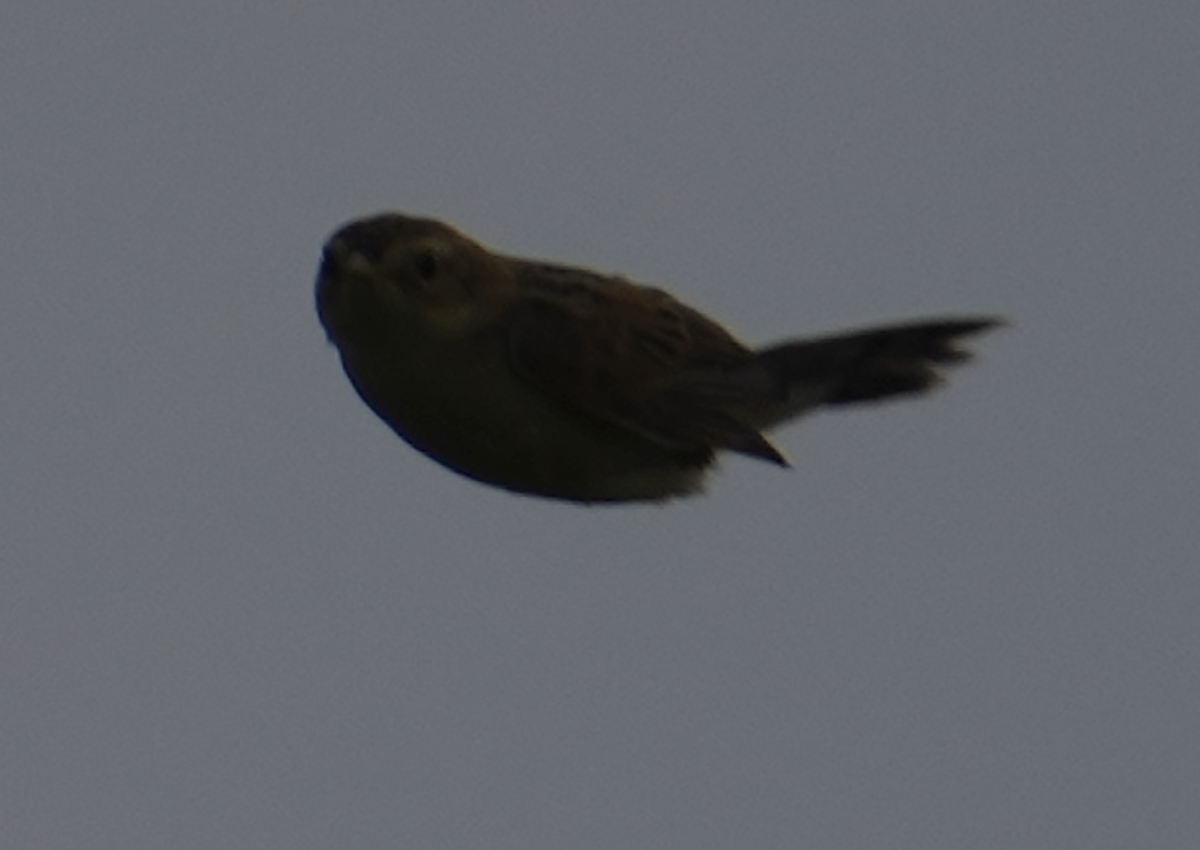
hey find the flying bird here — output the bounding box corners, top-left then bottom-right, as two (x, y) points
(316, 213), (999, 503)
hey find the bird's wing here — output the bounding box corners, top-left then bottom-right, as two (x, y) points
(503, 261), (787, 465)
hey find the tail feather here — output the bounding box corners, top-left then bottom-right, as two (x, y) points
(757, 317), (1002, 408)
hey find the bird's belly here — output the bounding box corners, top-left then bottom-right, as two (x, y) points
(338, 344), (704, 502)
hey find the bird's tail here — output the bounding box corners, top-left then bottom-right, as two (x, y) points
(750, 317), (1002, 427)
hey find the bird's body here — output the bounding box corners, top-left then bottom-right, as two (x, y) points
(316, 213), (999, 503)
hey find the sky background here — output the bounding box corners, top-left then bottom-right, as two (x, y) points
(4, 2), (1198, 848)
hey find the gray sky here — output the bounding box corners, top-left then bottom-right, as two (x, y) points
(4, 2), (1198, 848)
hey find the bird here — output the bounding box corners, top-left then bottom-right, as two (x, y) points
(316, 213), (1000, 504)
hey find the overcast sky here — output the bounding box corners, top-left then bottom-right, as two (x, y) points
(4, 2), (1198, 849)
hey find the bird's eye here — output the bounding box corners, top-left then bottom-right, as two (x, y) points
(414, 249), (440, 282)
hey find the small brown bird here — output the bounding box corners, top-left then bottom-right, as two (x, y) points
(316, 213), (999, 503)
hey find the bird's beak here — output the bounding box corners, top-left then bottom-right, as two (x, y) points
(320, 237), (377, 281)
